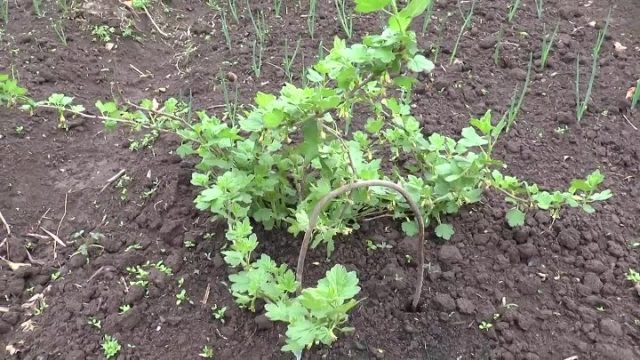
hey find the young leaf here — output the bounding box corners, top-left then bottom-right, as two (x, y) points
(506, 208), (525, 227)
(355, 0), (391, 13)
(407, 55), (434, 73)
(399, 0), (431, 18)
(401, 220), (419, 236)
(434, 223), (454, 240)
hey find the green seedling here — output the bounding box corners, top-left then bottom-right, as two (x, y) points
(176, 289), (188, 305)
(507, 0), (521, 23)
(199, 345), (215, 359)
(247, 5), (268, 45)
(184, 239), (196, 248)
(274, 0), (282, 17)
(33, 0), (43, 17)
(540, 24), (558, 69)
(251, 39), (264, 78)
(366, 239), (393, 251)
(115, 174), (131, 200)
(33, 298), (48, 315)
(119, 304), (132, 314)
(220, 12), (232, 50)
(493, 27), (504, 66)
(432, 20), (446, 63)
(554, 126), (568, 135)
(88, 317), (102, 329)
(212, 304), (227, 323)
(102, 335), (121, 359)
(627, 269), (640, 284)
(479, 321), (493, 331)
(15, 125), (25, 136)
(125, 243), (142, 252)
(92, 25), (115, 43)
(335, 0), (353, 39)
(534, 0), (543, 19)
(228, 0), (239, 23)
(502, 54), (533, 131)
(631, 79), (640, 110)
(51, 20), (68, 46)
(220, 72), (239, 122)
(1, 0), (8, 24)
(576, 9), (610, 122)
(50, 270), (61, 281)
(57, 0), (69, 15)
(307, 0), (317, 38)
(450, 0), (476, 65)
(282, 38), (301, 83)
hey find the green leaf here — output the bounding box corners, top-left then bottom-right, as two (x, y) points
(263, 109), (285, 128)
(176, 143), (194, 157)
(506, 208), (525, 227)
(365, 118), (384, 133)
(399, 0), (431, 18)
(401, 220), (418, 236)
(407, 54), (434, 73)
(255, 92), (276, 107)
(191, 173), (209, 187)
(354, 0), (391, 13)
(306, 68), (324, 82)
(239, 112), (263, 132)
(470, 110), (493, 135)
(589, 190), (612, 201)
(459, 127), (488, 147)
(435, 223), (454, 240)
(299, 118), (320, 162)
(387, 14), (411, 32)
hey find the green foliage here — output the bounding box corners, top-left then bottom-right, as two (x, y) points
(627, 269), (640, 284)
(132, 0), (150, 10)
(507, 0), (522, 23)
(540, 24), (558, 69)
(101, 335), (121, 359)
(92, 25), (115, 42)
(265, 265), (360, 358)
(450, 0), (476, 64)
(0, 73), (29, 106)
(631, 79), (640, 110)
(199, 345), (215, 358)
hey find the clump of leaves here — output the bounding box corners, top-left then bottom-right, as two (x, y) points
(627, 269), (640, 284)
(92, 25), (115, 42)
(101, 335), (121, 359)
(265, 265), (360, 358)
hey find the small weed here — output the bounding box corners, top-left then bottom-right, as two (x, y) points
(274, 0), (282, 17)
(366, 239), (393, 251)
(176, 289), (188, 305)
(50, 270), (61, 281)
(554, 126), (569, 135)
(450, 0), (476, 65)
(212, 304), (227, 323)
(479, 321), (493, 331)
(119, 304), (132, 314)
(627, 269), (640, 284)
(115, 174), (132, 201)
(92, 25), (116, 43)
(33, 298), (48, 315)
(540, 24), (559, 69)
(88, 317), (102, 329)
(199, 345), (215, 359)
(125, 243), (142, 252)
(220, 72), (239, 122)
(33, 0), (43, 17)
(15, 125), (25, 136)
(251, 39), (264, 78)
(493, 28), (504, 66)
(507, 0), (522, 23)
(102, 335), (121, 359)
(576, 9), (610, 122)
(184, 239), (196, 248)
(52, 20), (68, 46)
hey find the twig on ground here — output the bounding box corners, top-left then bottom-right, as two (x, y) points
(25, 249), (45, 266)
(0, 210), (11, 236)
(623, 114), (638, 130)
(56, 192), (68, 236)
(143, 6), (169, 37)
(26, 233), (49, 240)
(99, 169), (126, 193)
(87, 265), (116, 283)
(201, 283), (211, 305)
(35, 208), (51, 230)
(41, 227), (66, 260)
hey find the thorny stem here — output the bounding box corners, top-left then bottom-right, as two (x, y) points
(296, 180), (426, 310)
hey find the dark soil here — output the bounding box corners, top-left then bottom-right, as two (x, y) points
(1, 0), (640, 359)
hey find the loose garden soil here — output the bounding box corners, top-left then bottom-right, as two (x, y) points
(1, 0), (640, 359)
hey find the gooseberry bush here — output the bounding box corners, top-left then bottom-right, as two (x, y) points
(0, 0), (612, 357)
